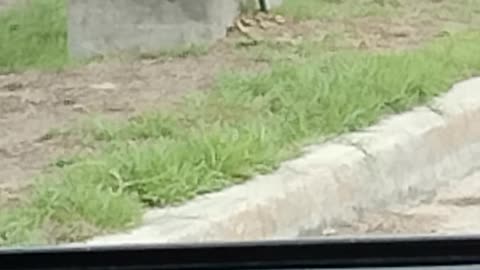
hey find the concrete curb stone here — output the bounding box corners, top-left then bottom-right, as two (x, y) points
(74, 77), (480, 246)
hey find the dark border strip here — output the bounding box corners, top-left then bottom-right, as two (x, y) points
(2, 234), (480, 270)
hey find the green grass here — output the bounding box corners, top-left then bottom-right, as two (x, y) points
(276, 0), (403, 20)
(0, 0), (68, 71)
(1, 31), (480, 246)
(276, 0), (480, 21)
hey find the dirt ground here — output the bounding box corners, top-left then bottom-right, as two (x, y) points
(0, 47), (258, 204)
(1, 1), (479, 206)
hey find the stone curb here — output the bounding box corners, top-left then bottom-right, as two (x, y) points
(78, 77), (480, 246)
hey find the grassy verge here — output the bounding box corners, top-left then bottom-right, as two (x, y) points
(0, 0), (401, 71)
(1, 0), (478, 71)
(276, 0), (402, 20)
(277, 0), (480, 21)
(0, 0), (68, 71)
(1, 30), (480, 246)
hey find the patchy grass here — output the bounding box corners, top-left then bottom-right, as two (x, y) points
(1, 0), (479, 71)
(277, 0), (480, 21)
(276, 0), (402, 20)
(237, 36), (351, 64)
(0, 0), (68, 71)
(138, 44), (211, 60)
(1, 31), (480, 246)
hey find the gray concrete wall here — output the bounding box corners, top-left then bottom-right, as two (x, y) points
(239, 0), (284, 11)
(67, 0), (282, 59)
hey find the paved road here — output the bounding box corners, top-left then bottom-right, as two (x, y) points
(301, 171), (480, 237)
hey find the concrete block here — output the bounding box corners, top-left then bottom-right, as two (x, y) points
(240, 0), (284, 11)
(67, 0), (283, 59)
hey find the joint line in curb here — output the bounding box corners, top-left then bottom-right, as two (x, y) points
(339, 140), (376, 161)
(426, 104), (445, 116)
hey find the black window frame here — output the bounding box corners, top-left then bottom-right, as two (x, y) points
(2, 234), (480, 270)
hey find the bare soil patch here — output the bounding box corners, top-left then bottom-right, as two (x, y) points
(0, 45), (263, 205)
